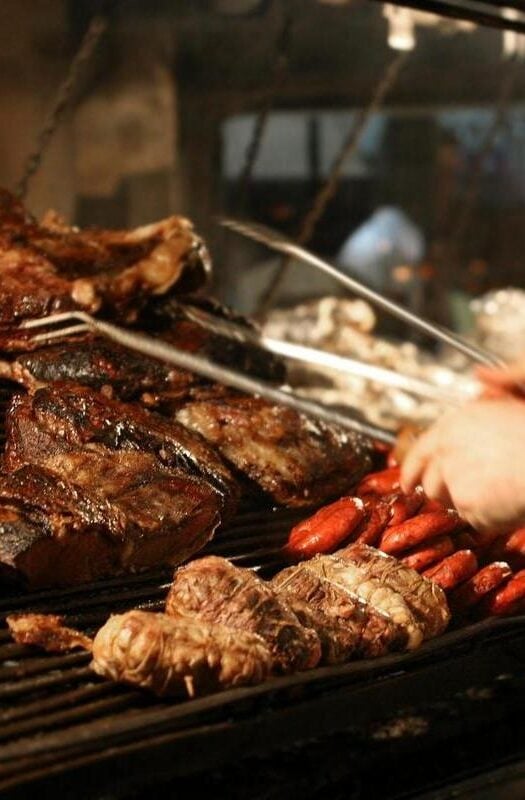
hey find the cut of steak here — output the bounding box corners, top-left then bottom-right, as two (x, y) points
(165, 555), (321, 674)
(138, 295), (287, 385)
(175, 395), (372, 507)
(0, 335), (201, 404)
(4, 383), (239, 517)
(338, 543), (450, 639)
(0, 189), (210, 345)
(271, 558), (409, 659)
(92, 610), (272, 697)
(0, 454), (224, 588)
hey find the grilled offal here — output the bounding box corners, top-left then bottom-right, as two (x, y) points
(91, 546), (449, 696)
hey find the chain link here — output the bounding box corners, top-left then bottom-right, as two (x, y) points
(16, 15), (108, 200)
(257, 50), (409, 315)
(235, 6), (293, 213)
(451, 58), (519, 250)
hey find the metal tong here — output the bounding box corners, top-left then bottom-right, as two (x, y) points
(180, 303), (473, 405)
(219, 218), (504, 368)
(20, 311), (396, 446)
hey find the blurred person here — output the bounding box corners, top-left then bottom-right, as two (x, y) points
(401, 356), (525, 532)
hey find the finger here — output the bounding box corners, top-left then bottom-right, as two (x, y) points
(400, 428), (438, 494)
(476, 363), (525, 388)
(420, 458), (452, 507)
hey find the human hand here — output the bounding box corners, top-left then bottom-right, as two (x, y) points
(476, 357), (525, 399)
(400, 398), (525, 532)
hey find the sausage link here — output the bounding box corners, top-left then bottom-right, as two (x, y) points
(380, 510), (460, 555)
(418, 498), (446, 514)
(354, 497), (392, 546)
(356, 467), (401, 497)
(450, 562), (512, 614)
(401, 535), (454, 572)
(387, 487), (425, 527)
(484, 569), (525, 616)
(285, 497), (365, 560)
(423, 550), (478, 592)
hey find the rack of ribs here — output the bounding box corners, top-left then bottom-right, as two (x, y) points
(0, 188), (210, 348)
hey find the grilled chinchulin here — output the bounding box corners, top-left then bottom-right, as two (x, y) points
(166, 555), (322, 674)
(91, 610), (272, 697)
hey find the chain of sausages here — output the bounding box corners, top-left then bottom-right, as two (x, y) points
(285, 464), (525, 619)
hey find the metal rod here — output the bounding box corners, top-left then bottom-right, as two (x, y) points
(21, 312), (395, 445)
(220, 219), (503, 367)
(368, 0), (525, 35)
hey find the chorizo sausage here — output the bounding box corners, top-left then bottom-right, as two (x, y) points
(450, 562), (512, 614)
(356, 467), (401, 497)
(484, 569), (525, 616)
(380, 510), (460, 555)
(423, 550), (478, 592)
(285, 497), (365, 560)
(387, 487), (425, 527)
(401, 535), (454, 572)
(354, 497), (392, 546)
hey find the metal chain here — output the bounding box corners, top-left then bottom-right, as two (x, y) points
(16, 15), (108, 200)
(257, 50), (409, 315)
(451, 58), (519, 250)
(235, 6), (293, 213)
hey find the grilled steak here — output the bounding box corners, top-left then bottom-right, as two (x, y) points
(4, 383), (239, 516)
(138, 295), (287, 385)
(0, 336), (201, 404)
(272, 558), (409, 659)
(7, 613), (92, 652)
(92, 610), (272, 697)
(175, 395), (372, 507)
(0, 456), (224, 588)
(0, 189), (210, 347)
(166, 555), (321, 673)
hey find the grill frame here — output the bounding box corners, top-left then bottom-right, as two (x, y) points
(0, 507), (524, 798)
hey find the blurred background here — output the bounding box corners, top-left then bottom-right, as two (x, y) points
(1, 0), (525, 332)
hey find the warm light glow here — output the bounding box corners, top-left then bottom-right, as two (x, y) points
(384, 5), (416, 51)
(392, 264), (413, 283)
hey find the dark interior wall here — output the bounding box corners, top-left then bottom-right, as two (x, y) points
(0, 0), (523, 309)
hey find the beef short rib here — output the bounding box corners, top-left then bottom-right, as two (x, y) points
(176, 394), (372, 507)
(0, 455), (224, 588)
(4, 383), (239, 516)
(0, 189), (210, 346)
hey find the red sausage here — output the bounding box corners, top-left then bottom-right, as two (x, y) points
(386, 487), (425, 527)
(387, 450), (399, 468)
(423, 550), (478, 592)
(418, 498), (446, 514)
(450, 562), (512, 614)
(285, 497), (365, 560)
(354, 497), (392, 546)
(484, 569), (525, 616)
(356, 467), (401, 498)
(401, 535), (454, 572)
(380, 510), (460, 555)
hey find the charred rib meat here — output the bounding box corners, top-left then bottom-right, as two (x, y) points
(0, 189), (210, 344)
(166, 555), (321, 673)
(4, 383), (239, 516)
(176, 395), (372, 507)
(0, 456), (224, 588)
(92, 610), (272, 697)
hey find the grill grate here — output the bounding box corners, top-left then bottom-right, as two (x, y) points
(0, 506), (523, 798)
